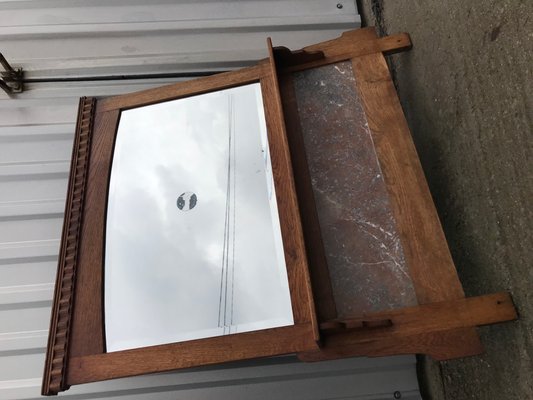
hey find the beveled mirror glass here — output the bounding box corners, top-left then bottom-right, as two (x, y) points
(104, 83), (294, 352)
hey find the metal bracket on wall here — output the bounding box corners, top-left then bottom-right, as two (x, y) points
(0, 52), (23, 94)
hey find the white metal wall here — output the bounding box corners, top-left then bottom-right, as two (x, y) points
(0, 0), (361, 79)
(0, 1), (422, 399)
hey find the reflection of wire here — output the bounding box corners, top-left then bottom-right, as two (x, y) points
(218, 95), (232, 330)
(218, 94), (236, 335)
(229, 92), (237, 333)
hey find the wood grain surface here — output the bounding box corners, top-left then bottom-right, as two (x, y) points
(277, 28), (411, 74)
(300, 292), (516, 361)
(44, 29), (519, 394)
(55, 45), (319, 390)
(351, 51), (466, 304)
(42, 97), (96, 395)
(68, 323), (317, 384)
(69, 107), (120, 358)
(98, 64), (267, 112)
(264, 38), (319, 339)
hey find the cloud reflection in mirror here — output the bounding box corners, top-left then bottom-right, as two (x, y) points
(104, 83), (293, 352)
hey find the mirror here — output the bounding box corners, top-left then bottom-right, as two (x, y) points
(104, 83), (294, 352)
(43, 50), (319, 395)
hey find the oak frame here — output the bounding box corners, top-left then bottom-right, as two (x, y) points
(42, 45), (319, 396)
(43, 27), (518, 396)
(271, 28), (516, 362)
(273, 28), (490, 361)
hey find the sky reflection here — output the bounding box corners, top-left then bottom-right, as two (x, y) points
(105, 83), (293, 352)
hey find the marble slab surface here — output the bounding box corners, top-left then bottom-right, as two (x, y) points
(293, 61), (418, 317)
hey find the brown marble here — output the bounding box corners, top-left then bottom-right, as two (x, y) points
(293, 61), (418, 317)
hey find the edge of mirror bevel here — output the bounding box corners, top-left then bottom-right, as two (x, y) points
(60, 61), (319, 388)
(100, 107), (123, 355)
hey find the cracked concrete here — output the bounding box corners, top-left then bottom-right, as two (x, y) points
(357, 1), (533, 399)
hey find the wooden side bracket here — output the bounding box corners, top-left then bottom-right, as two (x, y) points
(270, 28), (412, 74)
(270, 27), (517, 363)
(272, 46), (325, 69)
(301, 292), (517, 361)
(321, 318), (393, 334)
(377, 33), (412, 55)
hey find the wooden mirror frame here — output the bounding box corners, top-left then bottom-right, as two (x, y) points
(42, 41), (320, 396)
(43, 28), (518, 396)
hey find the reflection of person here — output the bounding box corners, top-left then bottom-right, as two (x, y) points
(177, 192), (197, 211)
(177, 194), (185, 210)
(190, 193), (197, 209)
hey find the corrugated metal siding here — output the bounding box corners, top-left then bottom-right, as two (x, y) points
(0, 1), (421, 399)
(0, 0), (361, 79)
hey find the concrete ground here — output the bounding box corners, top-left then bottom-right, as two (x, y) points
(357, 1), (532, 399)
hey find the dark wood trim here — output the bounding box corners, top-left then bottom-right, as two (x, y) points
(42, 97), (96, 396)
